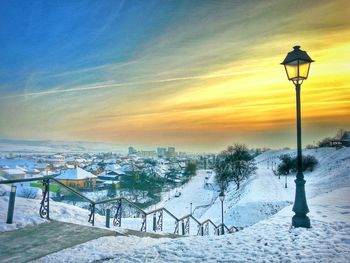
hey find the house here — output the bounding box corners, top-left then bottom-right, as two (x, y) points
(1, 168), (26, 180)
(97, 164), (125, 181)
(55, 167), (97, 188)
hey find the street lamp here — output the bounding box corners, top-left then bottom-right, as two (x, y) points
(281, 45), (314, 228)
(219, 191), (225, 234)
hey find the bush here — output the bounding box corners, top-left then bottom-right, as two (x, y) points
(277, 154), (318, 175)
(277, 154), (294, 175)
(302, 155), (318, 172)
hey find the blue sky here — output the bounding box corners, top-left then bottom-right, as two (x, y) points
(0, 1), (180, 90)
(0, 0), (349, 152)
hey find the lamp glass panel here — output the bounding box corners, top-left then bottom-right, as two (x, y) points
(285, 63), (298, 80)
(298, 60), (311, 79)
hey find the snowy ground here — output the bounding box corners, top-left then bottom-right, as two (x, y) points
(36, 187), (350, 263)
(1, 147), (350, 262)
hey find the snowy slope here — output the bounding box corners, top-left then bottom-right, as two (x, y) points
(200, 147), (350, 227)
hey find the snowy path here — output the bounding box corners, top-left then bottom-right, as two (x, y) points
(153, 170), (218, 218)
(240, 165), (294, 203)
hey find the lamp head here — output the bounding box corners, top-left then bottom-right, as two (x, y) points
(281, 46), (314, 85)
(219, 191), (225, 202)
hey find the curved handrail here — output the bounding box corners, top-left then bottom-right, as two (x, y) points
(0, 177), (239, 235)
(200, 219), (217, 228)
(0, 176), (52, 184)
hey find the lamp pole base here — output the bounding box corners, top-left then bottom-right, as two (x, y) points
(292, 214), (311, 228)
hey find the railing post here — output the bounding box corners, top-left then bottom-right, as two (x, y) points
(113, 200), (122, 227)
(185, 217), (190, 235)
(47, 180), (50, 219)
(174, 220), (179, 235)
(88, 203), (95, 226)
(157, 210), (163, 231)
(141, 213), (147, 232)
(204, 222), (209, 236)
(153, 212), (157, 232)
(105, 208), (110, 228)
(181, 220), (185, 235)
(6, 185), (16, 224)
(39, 179), (50, 220)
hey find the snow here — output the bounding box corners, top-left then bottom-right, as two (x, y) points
(1, 147), (350, 262)
(55, 167), (96, 180)
(1, 168), (26, 176)
(36, 236), (169, 263)
(36, 187), (350, 263)
(153, 170), (218, 219)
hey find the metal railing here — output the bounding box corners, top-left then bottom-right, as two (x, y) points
(0, 177), (239, 236)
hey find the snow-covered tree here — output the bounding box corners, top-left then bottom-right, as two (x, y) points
(215, 144), (257, 191)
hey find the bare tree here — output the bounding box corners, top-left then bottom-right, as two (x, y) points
(215, 144), (257, 191)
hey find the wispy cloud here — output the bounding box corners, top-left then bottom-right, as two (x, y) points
(0, 68), (277, 99)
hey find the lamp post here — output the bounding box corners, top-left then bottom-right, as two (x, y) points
(219, 191), (225, 234)
(281, 45), (314, 228)
(285, 172), (287, 188)
(6, 184), (17, 224)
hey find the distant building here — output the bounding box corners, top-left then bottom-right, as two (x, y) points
(55, 167), (97, 188)
(128, 146), (137, 155)
(140, 151), (156, 157)
(157, 147), (167, 157)
(167, 147), (176, 158)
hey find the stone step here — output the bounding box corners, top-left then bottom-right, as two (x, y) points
(0, 220), (181, 263)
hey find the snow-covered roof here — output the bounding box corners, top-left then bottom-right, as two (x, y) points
(103, 159), (117, 164)
(97, 171), (119, 178)
(2, 168), (26, 175)
(34, 163), (49, 169)
(40, 170), (57, 176)
(56, 167), (96, 180)
(104, 164), (125, 175)
(26, 168), (40, 173)
(85, 164), (100, 171)
(75, 158), (87, 163)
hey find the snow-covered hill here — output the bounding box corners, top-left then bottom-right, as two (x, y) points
(199, 147), (350, 228)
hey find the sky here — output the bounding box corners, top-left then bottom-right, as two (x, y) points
(0, 0), (349, 152)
